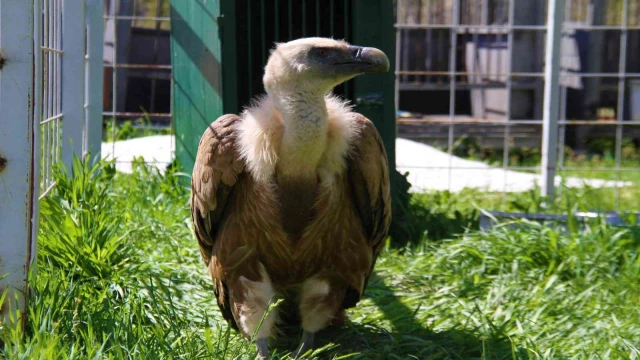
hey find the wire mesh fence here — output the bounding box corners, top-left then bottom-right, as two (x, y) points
(395, 0), (640, 209)
(101, 0), (174, 173)
(35, 0), (103, 199)
(39, 0), (64, 198)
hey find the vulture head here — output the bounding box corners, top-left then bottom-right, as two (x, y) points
(263, 37), (390, 95)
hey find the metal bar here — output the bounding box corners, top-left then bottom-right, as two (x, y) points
(0, 0), (38, 326)
(40, 113), (64, 124)
(541, 0), (565, 200)
(398, 118), (545, 124)
(106, 63), (172, 69)
(315, 0), (320, 36)
(397, 71), (640, 78)
(557, 86), (568, 171)
(288, 0), (292, 39)
(275, 0), (279, 41)
(559, 72), (640, 78)
(398, 166), (542, 171)
(344, 0), (350, 97)
(86, 0), (104, 159)
(400, 118), (640, 125)
(247, 1), (253, 97)
(394, 23), (640, 31)
(561, 24), (640, 30)
(52, 0), (58, 183)
(110, 0), (117, 157)
(169, 59), (174, 155)
(395, 24), (547, 30)
(399, 82), (540, 91)
(261, 0), (266, 66)
(471, 4), (480, 115)
(61, 0), (86, 170)
(43, 0), (50, 187)
(38, 182), (57, 200)
(396, 70), (544, 76)
(560, 167), (640, 171)
(394, 16), (401, 117)
(55, 0), (62, 167)
(41, 46), (64, 53)
(148, 0), (162, 114)
(482, 0), (489, 25)
(502, 0), (516, 199)
(302, 0), (306, 37)
(31, 0), (43, 293)
(102, 111), (173, 117)
(104, 15), (170, 21)
(329, 0), (334, 35)
(447, 0), (460, 192)
(614, 0), (629, 209)
(52, 0), (58, 159)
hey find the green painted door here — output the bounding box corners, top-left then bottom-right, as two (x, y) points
(351, 0), (396, 184)
(169, 0), (223, 173)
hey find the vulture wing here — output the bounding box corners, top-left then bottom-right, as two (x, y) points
(344, 113), (392, 308)
(190, 114), (244, 327)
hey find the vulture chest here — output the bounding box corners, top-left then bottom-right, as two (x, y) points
(219, 172), (369, 288)
(275, 175), (319, 239)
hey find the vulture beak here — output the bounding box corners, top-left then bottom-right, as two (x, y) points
(335, 46), (390, 74)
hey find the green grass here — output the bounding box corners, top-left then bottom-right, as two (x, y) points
(1, 157), (640, 359)
(103, 117), (173, 142)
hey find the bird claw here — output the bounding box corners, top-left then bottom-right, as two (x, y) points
(256, 338), (270, 359)
(292, 331), (315, 359)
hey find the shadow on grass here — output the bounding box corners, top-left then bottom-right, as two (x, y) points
(271, 272), (528, 359)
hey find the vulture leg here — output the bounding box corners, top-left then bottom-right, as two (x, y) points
(292, 331), (315, 358)
(255, 338), (270, 359)
(229, 266), (278, 358)
(294, 276), (346, 357)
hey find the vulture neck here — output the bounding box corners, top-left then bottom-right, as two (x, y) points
(270, 88), (330, 178)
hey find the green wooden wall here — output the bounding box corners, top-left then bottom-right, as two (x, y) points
(351, 0), (397, 189)
(169, 0), (223, 173)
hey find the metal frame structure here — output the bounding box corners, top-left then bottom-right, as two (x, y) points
(395, 0), (640, 205)
(102, 0), (174, 172)
(1, 0), (104, 326)
(0, 0), (39, 325)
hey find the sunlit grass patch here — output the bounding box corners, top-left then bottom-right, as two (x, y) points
(1, 158), (639, 359)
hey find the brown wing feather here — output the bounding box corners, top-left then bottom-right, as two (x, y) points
(190, 114), (244, 328)
(343, 113), (392, 308)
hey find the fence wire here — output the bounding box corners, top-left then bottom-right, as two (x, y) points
(39, 0), (64, 198)
(102, 0), (174, 174)
(395, 0), (640, 208)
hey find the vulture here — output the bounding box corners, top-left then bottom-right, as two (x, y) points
(190, 37), (391, 358)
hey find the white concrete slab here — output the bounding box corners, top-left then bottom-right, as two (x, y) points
(102, 135), (631, 193)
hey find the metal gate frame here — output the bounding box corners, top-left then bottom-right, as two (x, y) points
(0, 0), (39, 326)
(1, 0), (104, 327)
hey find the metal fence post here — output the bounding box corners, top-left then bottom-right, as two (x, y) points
(0, 0), (38, 326)
(85, 0), (104, 160)
(541, 0), (565, 200)
(61, 0), (86, 170)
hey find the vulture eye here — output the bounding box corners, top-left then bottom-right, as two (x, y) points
(316, 49), (328, 58)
